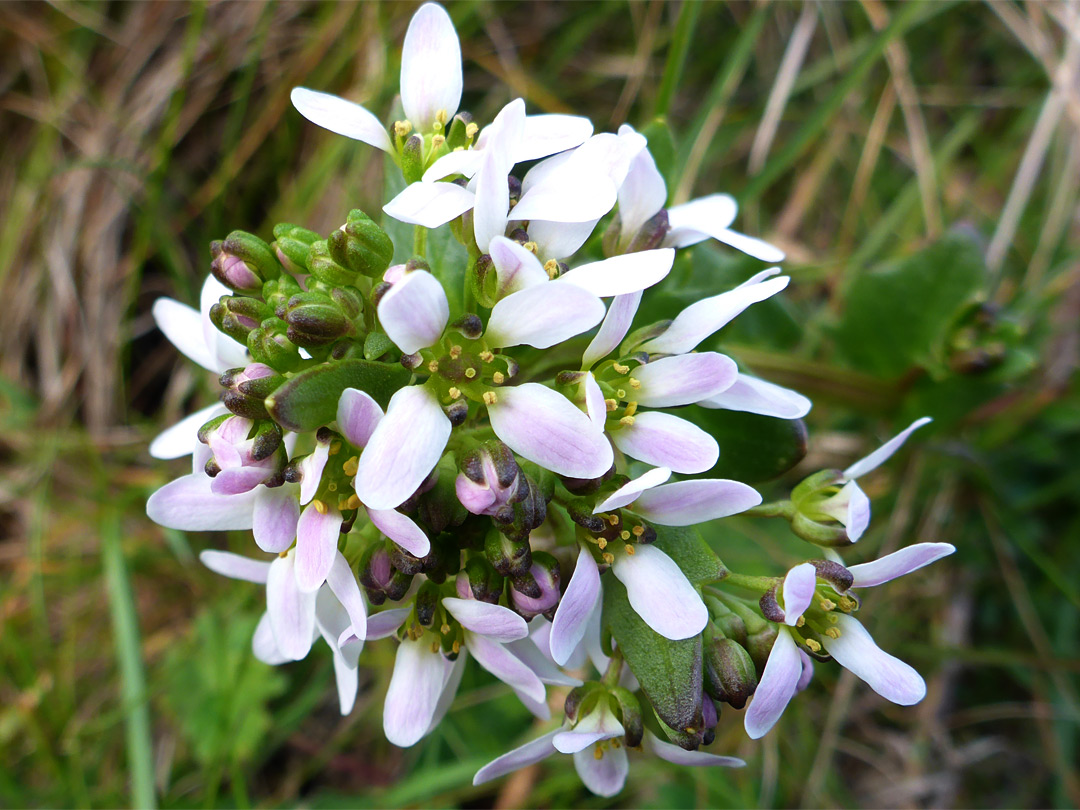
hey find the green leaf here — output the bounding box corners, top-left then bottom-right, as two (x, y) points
(424, 221), (468, 316)
(651, 524), (726, 585)
(267, 359), (410, 432)
(682, 405), (807, 483)
(833, 231), (986, 377)
(603, 578), (703, 735)
(639, 117), (678, 188)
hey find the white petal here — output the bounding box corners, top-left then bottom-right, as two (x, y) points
(487, 383), (613, 478)
(473, 729), (560, 786)
(294, 503), (341, 592)
(823, 615), (926, 705)
(331, 648), (360, 715)
(711, 227), (786, 263)
(664, 194), (738, 248)
(423, 148), (483, 182)
(485, 282), (605, 349)
(781, 563), (817, 626)
(152, 298), (217, 372)
(488, 236), (549, 299)
(252, 484), (300, 553)
(843, 417), (933, 479)
(632, 352), (738, 408)
(609, 411), (719, 474)
(428, 650), (467, 732)
(573, 745), (628, 798)
(699, 373), (811, 419)
(149, 403), (228, 459)
(816, 480), (871, 542)
(553, 703), (624, 753)
(290, 87), (393, 152)
(267, 554), (317, 660)
(516, 114), (594, 163)
(366, 608), (412, 640)
(743, 627), (801, 739)
(527, 218), (600, 262)
(443, 597), (529, 642)
(847, 543), (956, 588)
(584, 372), (606, 428)
(511, 170), (617, 224)
(472, 146), (510, 252)
(582, 292), (642, 369)
(252, 612), (288, 665)
(594, 467), (671, 513)
(299, 440), (330, 506)
(383, 636), (452, 747)
(399, 2), (463, 130)
(557, 248), (674, 297)
(200, 275), (248, 371)
(467, 633), (546, 703)
(550, 546), (601, 666)
(638, 275), (790, 356)
(355, 386), (451, 510)
(611, 545), (708, 640)
(146, 474), (255, 531)
(617, 137), (668, 238)
(644, 732), (745, 768)
(199, 550), (270, 584)
(366, 507), (431, 558)
(377, 269), (450, 355)
(504, 638), (582, 687)
(632, 479), (761, 526)
(383, 181), (475, 228)
(336, 388), (385, 449)
(326, 551), (368, 644)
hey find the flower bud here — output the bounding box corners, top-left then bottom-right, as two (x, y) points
(746, 623), (778, 676)
(445, 111), (474, 150)
(810, 559), (854, 593)
(198, 414), (285, 491)
(704, 634), (758, 710)
(272, 222), (321, 273)
(500, 475), (548, 543)
(284, 291), (354, 347)
(304, 239), (354, 287)
(563, 682), (604, 724)
(358, 544), (412, 604)
(328, 210), (395, 279)
(484, 530), (531, 578)
(415, 581), (441, 627)
(247, 320), (302, 373)
(211, 231), (279, 293)
(626, 210), (671, 254)
(458, 557), (504, 604)
(209, 295), (274, 344)
(455, 442), (525, 518)
(472, 253), (497, 308)
(219, 363), (283, 420)
(509, 552), (560, 619)
(790, 511), (853, 547)
(263, 274), (304, 316)
(401, 134), (424, 184)
(609, 686), (644, 747)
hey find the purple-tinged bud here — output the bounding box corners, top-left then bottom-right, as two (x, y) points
(415, 581), (440, 627)
(473, 253), (496, 308)
(219, 363), (283, 420)
(758, 585), (786, 624)
(620, 319), (673, 355)
(358, 544), (412, 604)
(509, 552), (560, 619)
(563, 683), (604, 724)
(197, 414), (284, 493)
(455, 442), (524, 517)
(449, 313), (483, 340)
(702, 692), (718, 730)
(210, 231), (279, 293)
(810, 559), (855, 593)
(444, 399), (469, 426)
(272, 222), (320, 274)
(559, 462), (616, 496)
(715, 611), (748, 647)
(210, 295), (274, 344)
(507, 175), (522, 203)
(609, 686), (644, 747)
(501, 475), (548, 543)
(284, 291), (353, 347)
(383, 263), (407, 286)
(704, 635), (758, 710)
(484, 530), (531, 578)
(508, 227), (529, 244)
(445, 111), (473, 150)
(460, 557), (504, 604)
(626, 209), (671, 254)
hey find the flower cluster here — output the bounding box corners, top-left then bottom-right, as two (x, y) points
(147, 4), (953, 798)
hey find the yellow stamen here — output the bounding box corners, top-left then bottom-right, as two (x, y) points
(825, 628), (841, 639)
(452, 640), (461, 654)
(805, 638), (822, 652)
(431, 133), (445, 149)
(607, 514), (619, 525)
(338, 499), (349, 511)
(543, 258), (559, 279)
(450, 345), (462, 359)
(479, 350), (494, 362)
(616, 389), (626, 399)
(483, 391), (498, 405)
(448, 387), (461, 400)
(523, 241), (538, 254)
(278, 551), (289, 559)
(819, 598), (836, 612)
(602, 552), (615, 564)
(428, 360), (439, 373)
(613, 363), (630, 375)
(435, 109), (448, 126)
(329, 441), (342, 455)
(328, 482), (337, 492)
(628, 377), (641, 389)
(313, 499), (328, 515)
(465, 122), (479, 139)
(625, 544), (635, 555)
(394, 120), (412, 137)
(431, 641), (440, 653)
(594, 745), (604, 760)
(632, 525), (644, 537)
(597, 537), (608, 550)
(838, 596), (857, 613)
(623, 401), (638, 418)
(492, 371), (505, 384)
(620, 530), (630, 540)
(440, 623), (450, 635)
(796, 615), (805, 627)
(619, 416), (635, 427)
(343, 456), (359, 477)
(347, 494), (361, 510)
(605, 398), (618, 412)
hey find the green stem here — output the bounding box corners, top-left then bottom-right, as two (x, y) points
(601, 648), (624, 689)
(719, 572), (778, 594)
(462, 255), (477, 314)
(744, 500), (795, 519)
(413, 224), (427, 259)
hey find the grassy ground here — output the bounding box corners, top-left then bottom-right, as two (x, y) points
(1, 1), (1078, 807)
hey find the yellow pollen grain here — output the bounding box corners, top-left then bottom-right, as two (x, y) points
(343, 456), (359, 476)
(611, 739), (621, 749)
(602, 552), (615, 564)
(431, 134), (445, 149)
(440, 623), (450, 635)
(464, 367), (477, 379)
(465, 122), (479, 139)
(483, 391), (498, 405)
(448, 387), (461, 400)
(607, 514), (620, 526)
(450, 345), (462, 358)
(805, 638), (822, 652)
(632, 525), (644, 537)
(796, 615), (805, 627)
(620, 530), (630, 540)
(479, 350), (494, 362)
(492, 371), (505, 384)
(628, 377), (641, 389)
(544, 259), (559, 279)
(605, 398), (618, 412)
(428, 360), (439, 373)
(613, 363), (630, 375)
(597, 537), (608, 550)
(347, 494), (361, 510)
(329, 441), (342, 455)
(825, 628), (841, 639)
(313, 499), (328, 515)
(838, 596), (856, 613)
(820, 598), (836, 611)
(523, 241), (538, 254)
(619, 416), (635, 427)
(625, 544), (635, 555)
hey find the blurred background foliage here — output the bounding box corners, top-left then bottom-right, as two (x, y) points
(1, 0), (1078, 807)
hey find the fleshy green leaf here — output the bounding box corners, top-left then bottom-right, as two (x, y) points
(266, 359), (410, 431)
(603, 578), (703, 738)
(651, 524), (726, 585)
(682, 405), (807, 483)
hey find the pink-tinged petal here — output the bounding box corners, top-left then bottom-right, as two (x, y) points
(516, 114), (594, 162)
(473, 729), (560, 786)
(327, 551), (368, 644)
(781, 563), (817, 626)
(584, 372), (607, 428)
(253, 484), (300, 553)
(472, 146), (510, 252)
(664, 194), (738, 248)
(796, 651), (814, 693)
(611, 545), (708, 640)
(582, 292), (642, 369)
(485, 281), (605, 349)
(639, 275), (789, 356)
(294, 503), (341, 592)
(152, 298), (218, 371)
(488, 383), (613, 479)
(427, 651), (468, 732)
(149, 403), (227, 460)
(210, 466), (269, 495)
(331, 648), (360, 715)
(550, 546), (601, 666)
(289, 87), (392, 152)
(199, 550), (270, 584)
(711, 227), (786, 263)
(594, 467), (671, 513)
(512, 170), (617, 224)
(843, 417), (933, 479)
(267, 554), (317, 661)
(467, 632), (546, 703)
(632, 352), (738, 408)
(699, 373), (811, 419)
(617, 135), (668, 238)
(644, 731), (746, 768)
(632, 479), (762, 526)
(488, 236), (548, 299)
(557, 249), (674, 298)
(337, 388), (384, 449)
(610, 411), (719, 474)
(315, 585), (359, 665)
(823, 614), (926, 705)
(299, 440), (330, 505)
(847, 543), (956, 589)
(366, 608), (411, 640)
(377, 269), (450, 354)
(527, 218), (599, 262)
(146, 474), (255, 531)
(443, 597), (528, 642)
(355, 385), (451, 510)
(399, 2), (462, 130)
(383, 636), (453, 747)
(573, 745), (628, 798)
(383, 181), (475, 228)
(817, 480), (871, 542)
(505, 638), (583, 687)
(553, 703), (624, 753)
(252, 612), (288, 665)
(744, 627), (801, 739)
(366, 507), (431, 558)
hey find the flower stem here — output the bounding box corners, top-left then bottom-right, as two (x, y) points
(601, 648), (624, 689)
(413, 224), (427, 259)
(719, 572), (778, 594)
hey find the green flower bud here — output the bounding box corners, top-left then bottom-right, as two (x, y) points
(704, 634), (758, 710)
(284, 291), (353, 347)
(415, 581), (441, 627)
(484, 529), (532, 578)
(458, 557), (504, 604)
(401, 134), (424, 184)
(307, 239), (356, 287)
(219, 363), (283, 420)
(609, 686), (644, 747)
(209, 295), (274, 344)
(445, 112), (474, 151)
(247, 320), (302, 373)
(272, 222), (321, 274)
